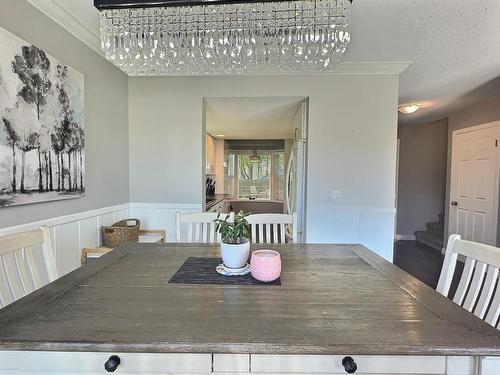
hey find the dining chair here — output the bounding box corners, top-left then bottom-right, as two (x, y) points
(176, 212), (234, 243)
(246, 213), (297, 244)
(0, 227), (58, 309)
(437, 234), (500, 328)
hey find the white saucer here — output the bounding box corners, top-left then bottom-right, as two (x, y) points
(216, 263), (251, 276)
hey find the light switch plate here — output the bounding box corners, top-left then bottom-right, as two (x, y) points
(329, 190), (342, 201)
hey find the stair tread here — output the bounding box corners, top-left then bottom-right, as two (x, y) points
(414, 231), (444, 251)
(426, 221), (442, 226)
(425, 221), (444, 235)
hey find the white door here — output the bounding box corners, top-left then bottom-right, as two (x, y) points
(449, 122), (500, 245)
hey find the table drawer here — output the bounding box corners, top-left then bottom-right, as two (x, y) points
(12, 352), (211, 373)
(250, 355), (446, 374)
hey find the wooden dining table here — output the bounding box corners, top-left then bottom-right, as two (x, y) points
(0, 243), (500, 374)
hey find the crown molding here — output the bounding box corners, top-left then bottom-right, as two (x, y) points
(27, 0), (411, 77)
(27, 0), (103, 56)
(126, 62), (413, 77)
(333, 61), (412, 75)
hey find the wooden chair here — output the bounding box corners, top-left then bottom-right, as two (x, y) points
(246, 213), (297, 244)
(0, 227), (58, 309)
(176, 212), (234, 243)
(437, 234), (500, 328)
(81, 229), (166, 265)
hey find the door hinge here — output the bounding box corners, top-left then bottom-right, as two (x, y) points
(496, 139), (498, 147)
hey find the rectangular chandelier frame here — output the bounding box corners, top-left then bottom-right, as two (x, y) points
(94, 0), (352, 10)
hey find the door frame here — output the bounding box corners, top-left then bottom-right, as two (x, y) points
(449, 121), (500, 246)
(294, 100), (309, 243)
(201, 96), (309, 242)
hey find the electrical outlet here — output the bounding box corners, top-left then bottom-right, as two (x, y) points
(329, 190), (342, 202)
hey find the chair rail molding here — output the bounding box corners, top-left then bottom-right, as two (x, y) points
(27, 0), (102, 56)
(129, 202), (203, 243)
(0, 202), (203, 275)
(0, 204), (129, 277)
(0, 204), (130, 237)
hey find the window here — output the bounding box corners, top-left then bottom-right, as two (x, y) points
(225, 150), (285, 201)
(224, 153), (235, 195)
(275, 152), (285, 201)
(238, 153), (272, 199)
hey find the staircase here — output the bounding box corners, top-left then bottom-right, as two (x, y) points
(414, 213), (444, 251)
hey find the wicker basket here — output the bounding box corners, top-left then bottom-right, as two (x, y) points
(102, 219), (140, 248)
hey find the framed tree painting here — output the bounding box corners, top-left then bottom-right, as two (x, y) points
(0, 26), (84, 207)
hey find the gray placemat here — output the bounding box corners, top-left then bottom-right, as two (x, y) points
(169, 257), (281, 285)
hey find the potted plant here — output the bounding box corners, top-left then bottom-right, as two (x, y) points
(214, 211), (251, 269)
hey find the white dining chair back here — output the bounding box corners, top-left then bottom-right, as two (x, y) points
(437, 234), (500, 328)
(176, 212), (234, 243)
(246, 213), (297, 244)
(0, 227), (58, 309)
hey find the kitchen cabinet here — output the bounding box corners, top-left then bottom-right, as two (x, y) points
(207, 198), (230, 213)
(206, 134), (216, 174)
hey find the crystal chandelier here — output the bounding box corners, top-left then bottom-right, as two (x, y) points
(94, 0), (353, 75)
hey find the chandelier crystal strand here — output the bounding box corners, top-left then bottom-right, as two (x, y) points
(100, 0), (352, 75)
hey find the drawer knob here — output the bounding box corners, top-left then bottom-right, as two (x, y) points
(342, 356), (357, 374)
(104, 355), (121, 372)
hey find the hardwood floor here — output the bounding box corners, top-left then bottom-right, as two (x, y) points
(393, 240), (463, 296)
(393, 240), (444, 289)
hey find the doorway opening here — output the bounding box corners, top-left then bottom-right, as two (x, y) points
(202, 97), (309, 242)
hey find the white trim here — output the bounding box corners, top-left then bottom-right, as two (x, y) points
(128, 62), (412, 77)
(25, 0), (411, 77)
(453, 120), (500, 136)
(129, 202), (202, 210)
(395, 234), (416, 241)
(0, 204), (129, 236)
(27, 0), (102, 56)
(333, 61), (412, 75)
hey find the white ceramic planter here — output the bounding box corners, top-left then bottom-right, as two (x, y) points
(220, 240), (251, 269)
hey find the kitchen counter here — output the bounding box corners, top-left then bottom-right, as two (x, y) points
(206, 194), (230, 210)
(1, 243), (500, 356)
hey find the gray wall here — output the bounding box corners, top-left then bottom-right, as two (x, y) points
(444, 98), (500, 244)
(397, 119), (448, 236)
(0, 0), (129, 228)
(129, 74), (400, 260)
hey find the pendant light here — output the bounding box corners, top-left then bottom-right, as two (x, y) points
(249, 148), (261, 163)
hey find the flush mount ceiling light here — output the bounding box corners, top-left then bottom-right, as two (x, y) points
(398, 103), (422, 114)
(93, 0), (353, 75)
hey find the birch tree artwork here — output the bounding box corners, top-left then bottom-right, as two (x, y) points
(0, 27), (84, 207)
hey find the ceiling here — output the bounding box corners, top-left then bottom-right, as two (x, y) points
(205, 97), (303, 139)
(29, 0), (500, 125)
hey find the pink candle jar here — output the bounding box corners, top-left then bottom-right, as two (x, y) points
(250, 250), (281, 283)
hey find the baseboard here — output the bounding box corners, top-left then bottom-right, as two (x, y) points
(395, 234), (416, 241)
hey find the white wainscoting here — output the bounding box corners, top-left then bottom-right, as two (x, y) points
(0, 202), (202, 278)
(306, 205), (396, 262)
(129, 202), (202, 243)
(0, 204), (129, 277)
(0, 202), (395, 275)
